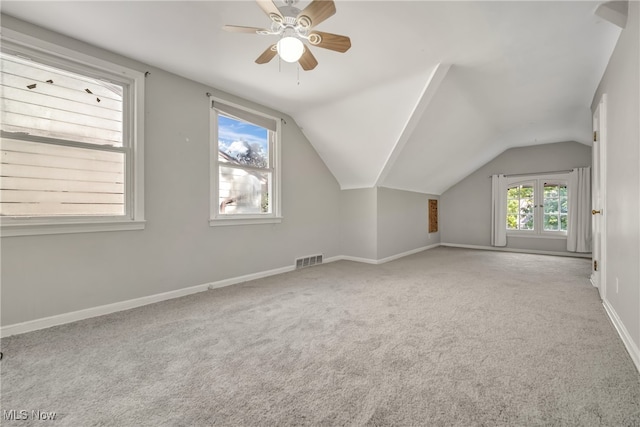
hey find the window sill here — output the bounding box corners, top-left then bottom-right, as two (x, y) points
(209, 216), (283, 227)
(0, 219), (146, 237)
(507, 232), (567, 240)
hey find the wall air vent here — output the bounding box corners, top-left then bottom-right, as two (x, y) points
(295, 254), (323, 269)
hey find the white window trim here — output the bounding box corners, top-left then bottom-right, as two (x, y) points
(209, 97), (282, 227)
(0, 28), (145, 237)
(505, 173), (569, 239)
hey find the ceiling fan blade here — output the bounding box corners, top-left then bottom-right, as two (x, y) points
(223, 25), (269, 34)
(308, 31), (351, 53)
(297, 0), (336, 28)
(298, 47), (318, 71)
(256, 0), (283, 21)
(255, 45), (278, 64)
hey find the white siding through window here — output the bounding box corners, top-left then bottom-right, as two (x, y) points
(210, 98), (281, 225)
(1, 138), (125, 216)
(1, 53), (123, 146)
(1, 51), (126, 217)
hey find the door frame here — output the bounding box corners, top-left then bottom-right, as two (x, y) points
(592, 93), (607, 299)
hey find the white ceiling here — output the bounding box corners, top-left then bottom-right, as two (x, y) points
(1, 1), (622, 194)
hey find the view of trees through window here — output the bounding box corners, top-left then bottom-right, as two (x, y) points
(543, 183), (568, 231)
(218, 114), (268, 168)
(507, 184), (534, 230)
(506, 179), (568, 233)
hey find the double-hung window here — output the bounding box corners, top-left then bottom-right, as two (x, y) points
(0, 34), (144, 236)
(506, 174), (569, 237)
(210, 100), (281, 226)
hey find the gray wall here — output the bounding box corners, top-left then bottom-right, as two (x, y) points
(439, 141), (592, 253)
(0, 16), (343, 326)
(0, 16), (443, 328)
(338, 187), (441, 262)
(591, 1), (640, 360)
(339, 188), (378, 261)
(377, 187), (439, 260)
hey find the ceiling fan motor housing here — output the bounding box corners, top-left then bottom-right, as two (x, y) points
(277, 5), (311, 32)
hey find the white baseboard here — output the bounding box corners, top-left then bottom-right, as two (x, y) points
(329, 244), (440, 265)
(441, 243), (592, 258)
(334, 255), (379, 264)
(1, 265), (297, 338)
(206, 265), (295, 290)
(377, 243), (441, 264)
(602, 299), (640, 374)
(0, 243), (435, 338)
(322, 255), (347, 264)
(1, 282), (210, 338)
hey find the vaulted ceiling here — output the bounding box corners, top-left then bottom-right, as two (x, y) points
(1, 1), (622, 194)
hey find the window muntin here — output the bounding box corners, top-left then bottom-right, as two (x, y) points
(211, 101), (280, 225)
(505, 176), (569, 237)
(0, 36), (144, 235)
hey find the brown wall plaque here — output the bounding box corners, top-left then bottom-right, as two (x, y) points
(429, 199), (438, 233)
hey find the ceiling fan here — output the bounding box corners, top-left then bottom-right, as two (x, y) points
(223, 0), (351, 71)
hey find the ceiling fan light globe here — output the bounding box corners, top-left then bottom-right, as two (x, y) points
(277, 37), (304, 63)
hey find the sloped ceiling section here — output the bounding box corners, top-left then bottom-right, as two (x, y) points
(381, 66), (498, 195)
(295, 66), (445, 190)
(0, 1), (623, 195)
(377, 1), (623, 195)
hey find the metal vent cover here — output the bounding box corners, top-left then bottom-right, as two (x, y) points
(295, 254), (323, 269)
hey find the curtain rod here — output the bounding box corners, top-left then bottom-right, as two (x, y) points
(489, 169), (575, 178)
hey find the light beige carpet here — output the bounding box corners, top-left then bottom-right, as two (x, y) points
(1, 247), (639, 426)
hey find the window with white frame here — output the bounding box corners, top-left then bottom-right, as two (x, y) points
(506, 175), (569, 236)
(0, 36), (144, 236)
(210, 100), (281, 225)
